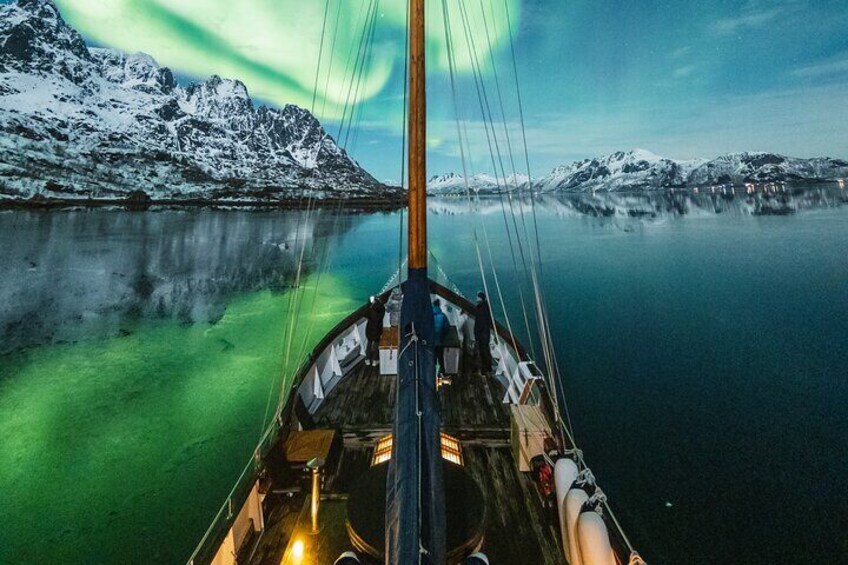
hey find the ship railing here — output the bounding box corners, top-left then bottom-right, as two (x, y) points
(493, 326), (641, 562)
(553, 410), (641, 561)
(186, 416), (280, 565)
(185, 299), (380, 565)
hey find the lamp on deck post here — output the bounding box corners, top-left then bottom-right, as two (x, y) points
(307, 457), (325, 535)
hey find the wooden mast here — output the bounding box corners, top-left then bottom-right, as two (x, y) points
(408, 0), (426, 269)
(384, 2), (446, 563)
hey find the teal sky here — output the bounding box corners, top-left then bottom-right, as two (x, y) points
(46, 0), (848, 180)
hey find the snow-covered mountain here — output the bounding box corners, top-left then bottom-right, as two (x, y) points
(0, 0), (395, 203)
(684, 152), (848, 187)
(427, 171), (528, 194)
(534, 149), (696, 192)
(430, 149), (848, 194)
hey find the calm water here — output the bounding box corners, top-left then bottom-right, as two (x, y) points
(1, 188), (847, 564)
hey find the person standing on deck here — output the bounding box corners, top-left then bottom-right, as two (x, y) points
(432, 299), (448, 376)
(365, 296), (385, 367)
(474, 291), (493, 376)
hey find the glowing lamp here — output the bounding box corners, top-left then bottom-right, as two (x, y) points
(291, 539), (305, 562)
(371, 433), (464, 466)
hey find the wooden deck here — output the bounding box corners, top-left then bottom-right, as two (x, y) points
(250, 348), (565, 564)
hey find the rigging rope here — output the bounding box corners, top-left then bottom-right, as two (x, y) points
(398, 0), (411, 289)
(452, 1), (522, 354)
(265, 0), (383, 430)
(286, 0), (383, 388)
(500, 0), (575, 436)
(442, 0), (575, 440)
(345, 0), (381, 151)
(336, 0), (377, 144)
(311, 0), (332, 114)
(319, 0), (344, 119)
(440, 0), (514, 373)
(483, 0), (569, 436)
(477, 0), (541, 361)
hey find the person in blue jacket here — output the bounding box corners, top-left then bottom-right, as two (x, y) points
(432, 298), (448, 376)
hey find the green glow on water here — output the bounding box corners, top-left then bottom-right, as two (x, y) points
(0, 274), (359, 563)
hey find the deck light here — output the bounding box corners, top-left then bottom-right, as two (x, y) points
(371, 433), (464, 466)
(291, 539), (305, 561)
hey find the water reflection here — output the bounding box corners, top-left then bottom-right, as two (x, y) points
(1, 186), (844, 354)
(0, 208), (354, 354)
(428, 184), (847, 220)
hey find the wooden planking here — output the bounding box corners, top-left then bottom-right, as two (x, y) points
(263, 346), (566, 565)
(313, 364), (396, 428)
(249, 494), (306, 565)
(440, 366), (511, 430)
(464, 446), (565, 564)
(313, 350), (511, 432)
(327, 447), (372, 495)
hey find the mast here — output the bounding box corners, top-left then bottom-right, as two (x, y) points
(408, 0), (427, 268)
(385, 0), (446, 563)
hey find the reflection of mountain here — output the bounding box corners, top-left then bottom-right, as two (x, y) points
(0, 0), (394, 203)
(429, 150), (848, 194)
(428, 185), (848, 219)
(0, 209), (352, 354)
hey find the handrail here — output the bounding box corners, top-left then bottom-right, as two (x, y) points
(186, 422), (278, 564)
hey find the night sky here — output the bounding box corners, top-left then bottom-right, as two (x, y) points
(49, 0), (848, 181)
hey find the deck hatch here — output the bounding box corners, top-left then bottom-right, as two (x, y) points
(370, 433), (464, 466)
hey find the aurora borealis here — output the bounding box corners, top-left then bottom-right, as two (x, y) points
(46, 0), (848, 180)
(53, 0), (518, 119)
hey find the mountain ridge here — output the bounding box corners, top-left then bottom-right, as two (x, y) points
(429, 149), (848, 194)
(0, 0), (397, 203)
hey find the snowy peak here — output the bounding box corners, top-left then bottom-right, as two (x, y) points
(686, 152), (848, 187)
(92, 48), (176, 94)
(544, 149), (687, 192)
(183, 75), (253, 118)
(0, 0), (391, 202)
(534, 150), (847, 193)
(432, 150), (848, 195)
(428, 172), (463, 184)
(427, 171), (528, 194)
(0, 0), (92, 83)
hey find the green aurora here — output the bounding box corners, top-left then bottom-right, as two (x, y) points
(54, 0), (519, 121)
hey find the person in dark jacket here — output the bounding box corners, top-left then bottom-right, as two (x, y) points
(365, 296), (385, 367)
(474, 291), (493, 376)
(432, 299), (448, 376)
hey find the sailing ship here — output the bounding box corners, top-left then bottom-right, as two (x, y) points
(187, 1), (646, 563)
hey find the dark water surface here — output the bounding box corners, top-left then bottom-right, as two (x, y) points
(1, 189), (846, 564)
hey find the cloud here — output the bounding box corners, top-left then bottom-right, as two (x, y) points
(792, 55), (848, 78)
(425, 81), (848, 175)
(670, 46), (691, 59)
(711, 7), (783, 35)
(673, 65), (696, 78)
